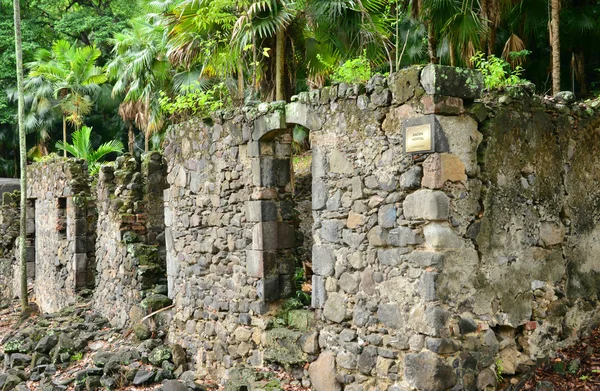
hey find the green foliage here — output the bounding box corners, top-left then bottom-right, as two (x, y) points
(495, 358), (504, 383)
(471, 52), (528, 90)
(159, 82), (231, 121)
(319, 52), (372, 84)
(55, 126), (124, 175)
(70, 351), (84, 362)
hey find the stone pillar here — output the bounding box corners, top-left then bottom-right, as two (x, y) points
(247, 110), (296, 302)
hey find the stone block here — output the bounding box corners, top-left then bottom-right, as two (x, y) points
(321, 219), (344, 243)
(275, 142), (292, 159)
(377, 303), (403, 329)
(313, 245), (336, 277)
(421, 95), (464, 115)
(253, 111), (286, 141)
(313, 179), (327, 210)
(74, 253), (87, 288)
(346, 211), (365, 229)
(246, 250), (277, 278)
(423, 223), (462, 250)
(539, 221), (565, 247)
(278, 222), (295, 249)
(246, 200), (278, 222)
(388, 227), (423, 247)
(26, 246), (35, 263)
(257, 276), (280, 302)
(403, 190), (450, 221)
(263, 328), (306, 364)
(252, 157), (291, 187)
(422, 153), (467, 189)
(406, 251), (444, 267)
(389, 66), (422, 105)
(418, 271), (438, 301)
(378, 204), (397, 228)
(309, 351), (341, 391)
(279, 274), (294, 298)
(329, 150), (354, 175)
(420, 65), (483, 99)
(323, 292), (346, 323)
(399, 165), (423, 190)
(312, 275), (327, 308)
(288, 309), (316, 331)
(74, 236), (87, 253)
(251, 222), (279, 251)
(436, 115), (482, 176)
(404, 351), (457, 391)
(286, 102), (323, 131)
(312, 146), (327, 178)
(368, 226), (389, 246)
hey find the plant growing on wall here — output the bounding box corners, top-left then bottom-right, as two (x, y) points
(55, 126), (124, 175)
(471, 51), (528, 90)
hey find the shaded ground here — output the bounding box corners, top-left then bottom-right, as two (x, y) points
(499, 327), (600, 391)
(0, 297), (311, 391)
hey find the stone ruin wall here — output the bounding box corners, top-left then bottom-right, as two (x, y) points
(93, 152), (168, 329)
(26, 158), (95, 314)
(162, 66), (600, 391)
(0, 65), (600, 390)
(0, 190), (20, 303)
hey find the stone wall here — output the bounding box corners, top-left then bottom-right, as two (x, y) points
(161, 66), (600, 391)
(27, 158), (93, 313)
(92, 152), (168, 329)
(0, 191), (20, 303)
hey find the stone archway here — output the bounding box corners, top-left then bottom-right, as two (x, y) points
(246, 103), (322, 302)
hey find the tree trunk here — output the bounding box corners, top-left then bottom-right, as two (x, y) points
(275, 29), (285, 102)
(237, 62), (245, 102)
(145, 130), (149, 153)
(449, 42), (456, 67)
(551, 0), (560, 94)
(128, 124), (134, 152)
(13, 0), (28, 311)
(62, 115), (67, 157)
(425, 21), (439, 64)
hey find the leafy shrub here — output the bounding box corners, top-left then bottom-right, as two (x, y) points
(319, 52), (372, 84)
(471, 51), (528, 90)
(159, 82), (231, 122)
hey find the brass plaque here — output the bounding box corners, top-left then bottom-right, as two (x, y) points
(405, 123), (432, 153)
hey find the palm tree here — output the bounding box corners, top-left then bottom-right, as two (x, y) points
(13, 0), (28, 311)
(108, 19), (170, 152)
(28, 40), (107, 156)
(56, 126), (124, 175)
(551, 0), (560, 94)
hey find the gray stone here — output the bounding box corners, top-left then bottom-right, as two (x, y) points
(253, 111), (286, 140)
(404, 351), (457, 391)
(435, 115), (482, 176)
(312, 245), (336, 277)
(286, 102), (323, 130)
(323, 293), (346, 323)
(162, 380), (188, 391)
(477, 368), (497, 390)
(313, 179), (327, 210)
(420, 65), (483, 99)
(321, 219), (344, 243)
(339, 329), (357, 342)
(329, 150), (353, 175)
(312, 275), (327, 308)
(388, 227), (423, 247)
(378, 249), (407, 267)
(377, 303), (403, 329)
(357, 346), (377, 374)
(312, 146), (327, 178)
(309, 351), (341, 391)
(246, 201), (278, 222)
(459, 317), (478, 334)
(133, 370), (155, 385)
(403, 190), (449, 221)
(399, 165), (423, 190)
(263, 328), (306, 364)
(378, 204), (397, 228)
(406, 251), (444, 267)
(339, 272), (360, 294)
(371, 89), (392, 107)
(418, 272), (438, 301)
(326, 190), (342, 210)
(425, 338), (459, 354)
(367, 226), (388, 246)
(336, 350), (358, 370)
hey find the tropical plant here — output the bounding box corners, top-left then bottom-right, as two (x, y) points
(13, 0), (28, 311)
(27, 40), (107, 156)
(55, 126), (124, 175)
(471, 51), (527, 90)
(107, 18), (171, 152)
